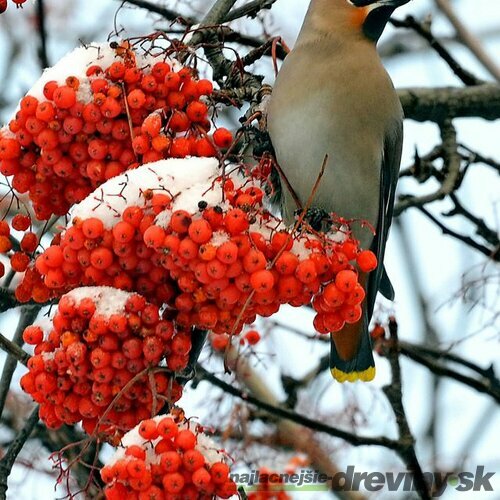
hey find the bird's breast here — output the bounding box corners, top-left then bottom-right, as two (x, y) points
(267, 44), (400, 247)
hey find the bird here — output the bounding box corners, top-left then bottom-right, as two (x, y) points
(267, 0), (408, 382)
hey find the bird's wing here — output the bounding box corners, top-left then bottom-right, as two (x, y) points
(367, 117), (403, 315)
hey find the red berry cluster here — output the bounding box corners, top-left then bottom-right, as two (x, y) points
(0, 215), (41, 292)
(141, 177), (377, 336)
(20, 287), (185, 438)
(101, 413), (237, 499)
(312, 256), (375, 334)
(16, 195), (175, 305)
(17, 157), (377, 338)
(0, 43), (232, 219)
(0, 0), (27, 14)
(0, 213), (40, 280)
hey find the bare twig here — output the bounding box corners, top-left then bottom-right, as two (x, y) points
(381, 319), (431, 500)
(0, 407), (39, 499)
(0, 307), (40, 418)
(195, 364), (400, 450)
(434, 0), (500, 82)
(35, 0), (49, 69)
(0, 332), (29, 367)
(390, 15), (483, 86)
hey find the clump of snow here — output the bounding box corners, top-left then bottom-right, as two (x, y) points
(25, 43), (181, 104)
(65, 286), (133, 318)
(326, 225), (349, 243)
(195, 432), (229, 466)
(69, 157), (220, 228)
(35, 316), (54, 339)
(210, 231), (230, 247)
(107, 413), (228, 467)
(0, 125), (15, 140)
(291, 237), (313, 260)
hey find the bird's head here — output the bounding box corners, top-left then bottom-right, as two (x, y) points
(347, 0), (410, 42)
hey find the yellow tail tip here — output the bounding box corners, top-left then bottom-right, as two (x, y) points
(331, 366), (376, 383)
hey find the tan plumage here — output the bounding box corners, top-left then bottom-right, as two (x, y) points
(267, 0), (407, 382)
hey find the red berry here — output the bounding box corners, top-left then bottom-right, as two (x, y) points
(213, 128), (233, 148)
(357, 250), (378, 272)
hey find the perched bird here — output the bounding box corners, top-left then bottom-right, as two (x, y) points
(267, 0), (408, 382)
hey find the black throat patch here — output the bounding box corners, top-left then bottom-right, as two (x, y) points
(363, 6), (395, 42)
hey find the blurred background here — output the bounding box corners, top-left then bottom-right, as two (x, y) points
(0, 0), (498, 498)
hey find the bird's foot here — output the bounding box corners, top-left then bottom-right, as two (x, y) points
(294, 207), (331, 231)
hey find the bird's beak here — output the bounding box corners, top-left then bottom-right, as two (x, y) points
(350, 0), (410, 7)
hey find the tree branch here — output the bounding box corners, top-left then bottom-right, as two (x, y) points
(398, 83), (500, 122)
(390, 15), (483, 86)
(0, 332), (29, 367)
(434, 0), (500, 82)
(381, 319), (431, 500)
(398, 341), (500, 404)
(225, 0), (278, 22)
(0, 407), (39, 499)
(35, 0), (49, 69)
(395, 119), (461, 215)
(195, 364), (400, 450)
(0, 307), (40, 418)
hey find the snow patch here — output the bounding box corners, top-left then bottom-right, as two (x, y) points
(210, 230), (230, 247)
(107, 413), (228, 467)
(69, 157), (220, 229)
(65, 286), (132, 318)
(24, 43), (181, 104)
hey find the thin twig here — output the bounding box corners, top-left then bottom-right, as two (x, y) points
(195, 364), (400, 450)
(434, 0), (500, 82)
(0, 306), (40, 418)
(390, 15), (483, 86)
(0, 407), (39, 499)
(35, 0), (49, 69)
(381, 319), (431, 500)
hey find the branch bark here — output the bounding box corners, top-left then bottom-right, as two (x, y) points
(398, 83), (500, 122)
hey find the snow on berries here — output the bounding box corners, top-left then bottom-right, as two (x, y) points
(15, 157), (220, 304)
(0, 42), (232, 220)
(16, 156), (377, 337)
(100, 412), (238, 499)
(20, 286), (186, 438)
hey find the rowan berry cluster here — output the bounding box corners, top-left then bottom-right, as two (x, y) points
(101, 413), (238, 499)
(20, 287), (185, 438)
(311, 249), (377, 333)
(17, 156), (377, 338)
(0, 0), (27, 14)
(16, 196), (175, 305)
(0, 214), (40, 289)
(140, 175), (377, 336)
(0, 43), (232, 220)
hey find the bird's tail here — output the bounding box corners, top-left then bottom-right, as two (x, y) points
(329, 315), (375, 383)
